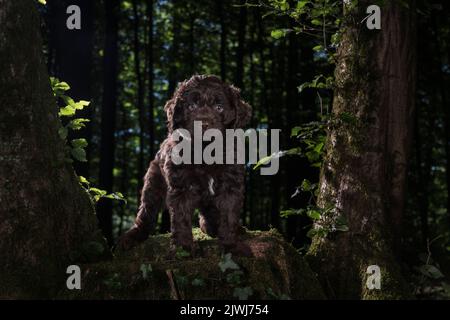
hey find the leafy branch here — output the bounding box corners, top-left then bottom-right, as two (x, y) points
(51, 77), (126, 204)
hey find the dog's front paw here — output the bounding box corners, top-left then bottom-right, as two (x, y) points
(115, 227), (148, 252)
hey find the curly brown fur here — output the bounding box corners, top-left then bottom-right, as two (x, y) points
(117, 75), (252, 256)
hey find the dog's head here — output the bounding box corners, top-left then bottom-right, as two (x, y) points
(164, 75), (252, 134)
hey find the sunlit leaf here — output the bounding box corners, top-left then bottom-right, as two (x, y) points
(71, 147), (87, 162)
(59, 105), (76, 117)
(71, 138), (88, 148)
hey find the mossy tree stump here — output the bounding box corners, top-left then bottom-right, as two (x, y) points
(60, 229), (325, 300)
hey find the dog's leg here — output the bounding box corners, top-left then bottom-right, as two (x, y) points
(216, 191), (243, 248)
(215, 169), (252, 256)
(167, 188), (199, 254)
(216, 190), (253, 257)
(199, 204), (220, 237)
(116, 160), (166, 251)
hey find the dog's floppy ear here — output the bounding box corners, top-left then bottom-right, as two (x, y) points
(228, 85), (252, 129)
(164, 96), (184, 133)
(165, 80), (189, 133)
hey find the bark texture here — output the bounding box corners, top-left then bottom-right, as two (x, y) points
(0, 0), (107, 298)
(307, 1), (416, 299)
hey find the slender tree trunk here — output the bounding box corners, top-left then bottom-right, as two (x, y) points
(307, 1), (416, 299)
(255, 9), (268, 121)
(268, 44), (285, 230)
(146, 0), (155, 159)
(0, 0), (106, 298)
(160, 0), (183, 233)
(118, 107), (129, 237)
(413, 107), (431, 246)
(98, 0), (119, 247)
(168, 0), (180, 96)
(285, 30), (301, 243)
(217, 0), (227, 81)
(133, 0), (146, 196)
(235, 3), (246, 88)
(188, 12), (195, 75)
(432, 14), (450, 226)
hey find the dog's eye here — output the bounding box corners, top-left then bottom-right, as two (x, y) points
(215, 104), (224, 112)
(188, 103), (198, 111)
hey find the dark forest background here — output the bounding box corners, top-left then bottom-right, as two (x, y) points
(37, 0), (450, 291)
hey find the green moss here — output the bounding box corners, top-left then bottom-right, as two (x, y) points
(58, 228), (325, 300)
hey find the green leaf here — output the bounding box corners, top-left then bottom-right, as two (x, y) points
(279, 1), (289, 11)
(104, 192), (127, 203)
(311, 19), (322, 26)
(54, 82), (70, 91)
(71, 147), (87, 162)
(285, 147), (302, 155)
(253, 155), (272, 170)
(271, 29), (287, 39)
(89, 187), (107, 196)
(418, 265), (444, 279)
(59, 105), (76, 117)
(296, 0), (308, 10)
(314, 142), (324, 153)
(313, 45), (324, 52)
(58, 127), (68, 140)
(280, 208), (305, 218)
(78, 176), (89, 185)
(67, 118), (90, 130)
(280, 209), (294, 217)
(298, 82), (309, 93)
(218, 253), (240, 272)
(38, 0), (47, 5)
(73, 100), (90, 110)
(307, 209), (321, 220)
(301, 179), (311, 191)
(233, 287), (253, 300)
(291, 126), (301, 137)
(61, 95), (76, 108)
(71, 138), (88, 148)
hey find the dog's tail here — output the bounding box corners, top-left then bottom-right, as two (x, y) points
(133, 159), (167, 239)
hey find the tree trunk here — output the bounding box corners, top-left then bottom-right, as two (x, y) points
(235, 3), (246, 88)
(167, 0), (180, 96)
(0, 0), (107, 298)
(217, 0), (227, 81)
(307, 1), (416, 299)
(285, 29), (301, 244)
(132, 0), (146, 196)
(146, 0), (155, 159)
(97, 0), (119, 247)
